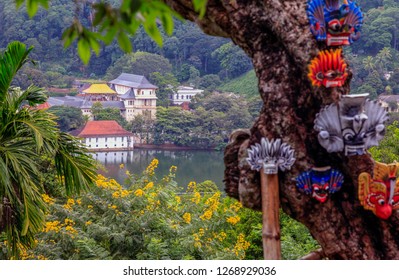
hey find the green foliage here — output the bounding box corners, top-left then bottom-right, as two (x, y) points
(218, 70), (258, 97)
(91, 102), (129, 129)
(154, 92), (253, 149)
(149, 71), (178, 107)
(104, 51), (173, 80)
(0, 41), (96, 259)
(48, 106), (85, 132)
(369, 121), (399, 163)
(212, 42), (253, 80)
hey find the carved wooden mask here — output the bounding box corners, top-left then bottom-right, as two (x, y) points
(296, 167), (344, 202)
(314, 94), (388, 156)
(307, 0), (363, 46)
(358, 162), (399, 219)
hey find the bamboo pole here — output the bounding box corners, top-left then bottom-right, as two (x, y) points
(246, 138), (295, 260)
(260, 171), (281, 260)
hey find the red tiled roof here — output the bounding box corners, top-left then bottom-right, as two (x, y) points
(77, 121), (133, 137)
(35, 102), (50, 110)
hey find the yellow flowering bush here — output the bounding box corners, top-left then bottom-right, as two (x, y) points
(1, 159), (317, 260)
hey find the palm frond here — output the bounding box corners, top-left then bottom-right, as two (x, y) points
(0, 42), (33, 100)
(54, 132), (97, 195)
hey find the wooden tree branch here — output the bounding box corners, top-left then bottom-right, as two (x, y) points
(300, 248), (326, 260)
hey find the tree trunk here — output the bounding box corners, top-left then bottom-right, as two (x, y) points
(164, 0), (399, 259)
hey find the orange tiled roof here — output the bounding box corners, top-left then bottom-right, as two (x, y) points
(82, 84), (116, 95)
(35, 102), (50, 110)
(77, 121), (133, 137)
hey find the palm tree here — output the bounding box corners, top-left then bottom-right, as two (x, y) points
(375, 47), (393, 74)
(362, 56), (375, 75)
(0, 41), (97, 258)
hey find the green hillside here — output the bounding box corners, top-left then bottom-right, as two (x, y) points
(218, 70), (258, 97)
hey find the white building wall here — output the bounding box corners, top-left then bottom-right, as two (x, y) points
(84, 136), (134, 150)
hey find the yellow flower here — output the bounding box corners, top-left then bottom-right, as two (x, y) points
(145, 158), (159, 175)
(182, 212), (191, 224)
(144, 182), (154, 190)
(63, 198), (75, 211)
(112, 191), (120, 198)
(175, 196), (181, 204)
(87, 205), (93, 209)
(43, 221), (61, 233)
(85, 221), (92, 226)
(188, 181), (197, 191)
(119, 163), (125, 169)
(200, 210), (213, 220)
(217, 231), (227, 241)
(41, 194), (55, 205)
(230, 201), (242, 212)
(226, 216), (241, 225)
(234, 234), (251, 259)
(64, 218), (74, 225)
(134, 189), (144, 197)
(191, 191), (201, 204)
(76, 199), (82, 205)
(169, 165), (177, 173)
(108, 204), (118, 210)
(198, 228), (205, 236)
(65, 225), (78, 235)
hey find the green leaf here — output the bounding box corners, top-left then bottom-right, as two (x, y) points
(193, 0), (208, 18)
(130, 0), (142, 14)
(26, 0), (39, 18)
(89, 37), (101, 56)
(144, 23), (163, 47)
(62, 26), (78, 48)
(117, 32), (132, 53)
(77, 39), (91, 64)
(161, 13), (174, 36)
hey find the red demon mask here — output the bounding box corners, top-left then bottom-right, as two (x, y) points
(308, 49), (348, 88)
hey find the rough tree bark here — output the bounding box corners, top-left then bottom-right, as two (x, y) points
(164, 0), (399, 259)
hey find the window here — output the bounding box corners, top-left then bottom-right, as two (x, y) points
(96, 138), (98, 143)
(105, 137), (107, 142)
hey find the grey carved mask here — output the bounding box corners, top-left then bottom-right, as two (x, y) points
(246, 138), (296, 174)
(314, 93), (388, 156)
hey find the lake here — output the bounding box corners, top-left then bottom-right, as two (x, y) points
(93, 149), (225, 189)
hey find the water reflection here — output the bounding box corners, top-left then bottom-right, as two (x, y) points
(93, 149), (225, 189)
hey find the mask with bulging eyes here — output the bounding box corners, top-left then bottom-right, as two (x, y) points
(307, 0), (363, 46)
(359, 162), (399, 220)
(308, 49), (348, 88)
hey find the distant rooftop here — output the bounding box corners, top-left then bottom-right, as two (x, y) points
(82, 84), (116, 95)
(73, 121), (133, 138)
(108, 73), (158, 89)
(379, 95), (399, 103)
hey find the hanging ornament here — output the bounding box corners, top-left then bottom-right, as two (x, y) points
(307, 0), (363, 46)
(296, 167), (344, 202)
(308, 48), (348, 88)
(358, 162), (399, 219)
(314, 93), (388, 156)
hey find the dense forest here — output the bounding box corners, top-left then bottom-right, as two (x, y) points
(0, 0), (399, 97)
(1, 0), (399, 149)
